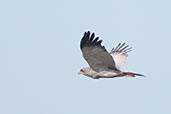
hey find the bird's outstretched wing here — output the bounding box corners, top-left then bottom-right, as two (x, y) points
(80, 31), (116, 72)
(110, 43), (132, 70)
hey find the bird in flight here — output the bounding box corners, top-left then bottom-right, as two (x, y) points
(78, 31), (144, 79)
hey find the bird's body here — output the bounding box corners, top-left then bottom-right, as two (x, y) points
(78, 31), (144, 79)
(80, 67), (120, 79)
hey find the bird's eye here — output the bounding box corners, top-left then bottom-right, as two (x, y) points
(80, 69), (84, 72)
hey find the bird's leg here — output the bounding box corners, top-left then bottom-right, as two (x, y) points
(92, 76), (99, 79)
(118, 73), (135, 78)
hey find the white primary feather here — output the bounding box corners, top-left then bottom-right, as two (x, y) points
(110, 43), (132, 70)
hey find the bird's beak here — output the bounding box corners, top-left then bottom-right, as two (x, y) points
(78, 71), (83, 74)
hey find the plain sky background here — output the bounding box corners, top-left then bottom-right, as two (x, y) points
(0, 0), (171, 114)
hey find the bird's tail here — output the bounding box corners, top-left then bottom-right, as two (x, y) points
(121, 72), (145, 78)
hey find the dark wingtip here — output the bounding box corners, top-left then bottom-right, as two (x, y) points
(80, 31), (103, 50)
(80, 31), (90, 49)
(111, 42), (132, 53)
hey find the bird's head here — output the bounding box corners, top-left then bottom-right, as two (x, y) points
(78, 67), (91, 76)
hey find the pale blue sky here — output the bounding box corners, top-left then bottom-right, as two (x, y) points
(0, 0), (171, 114)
